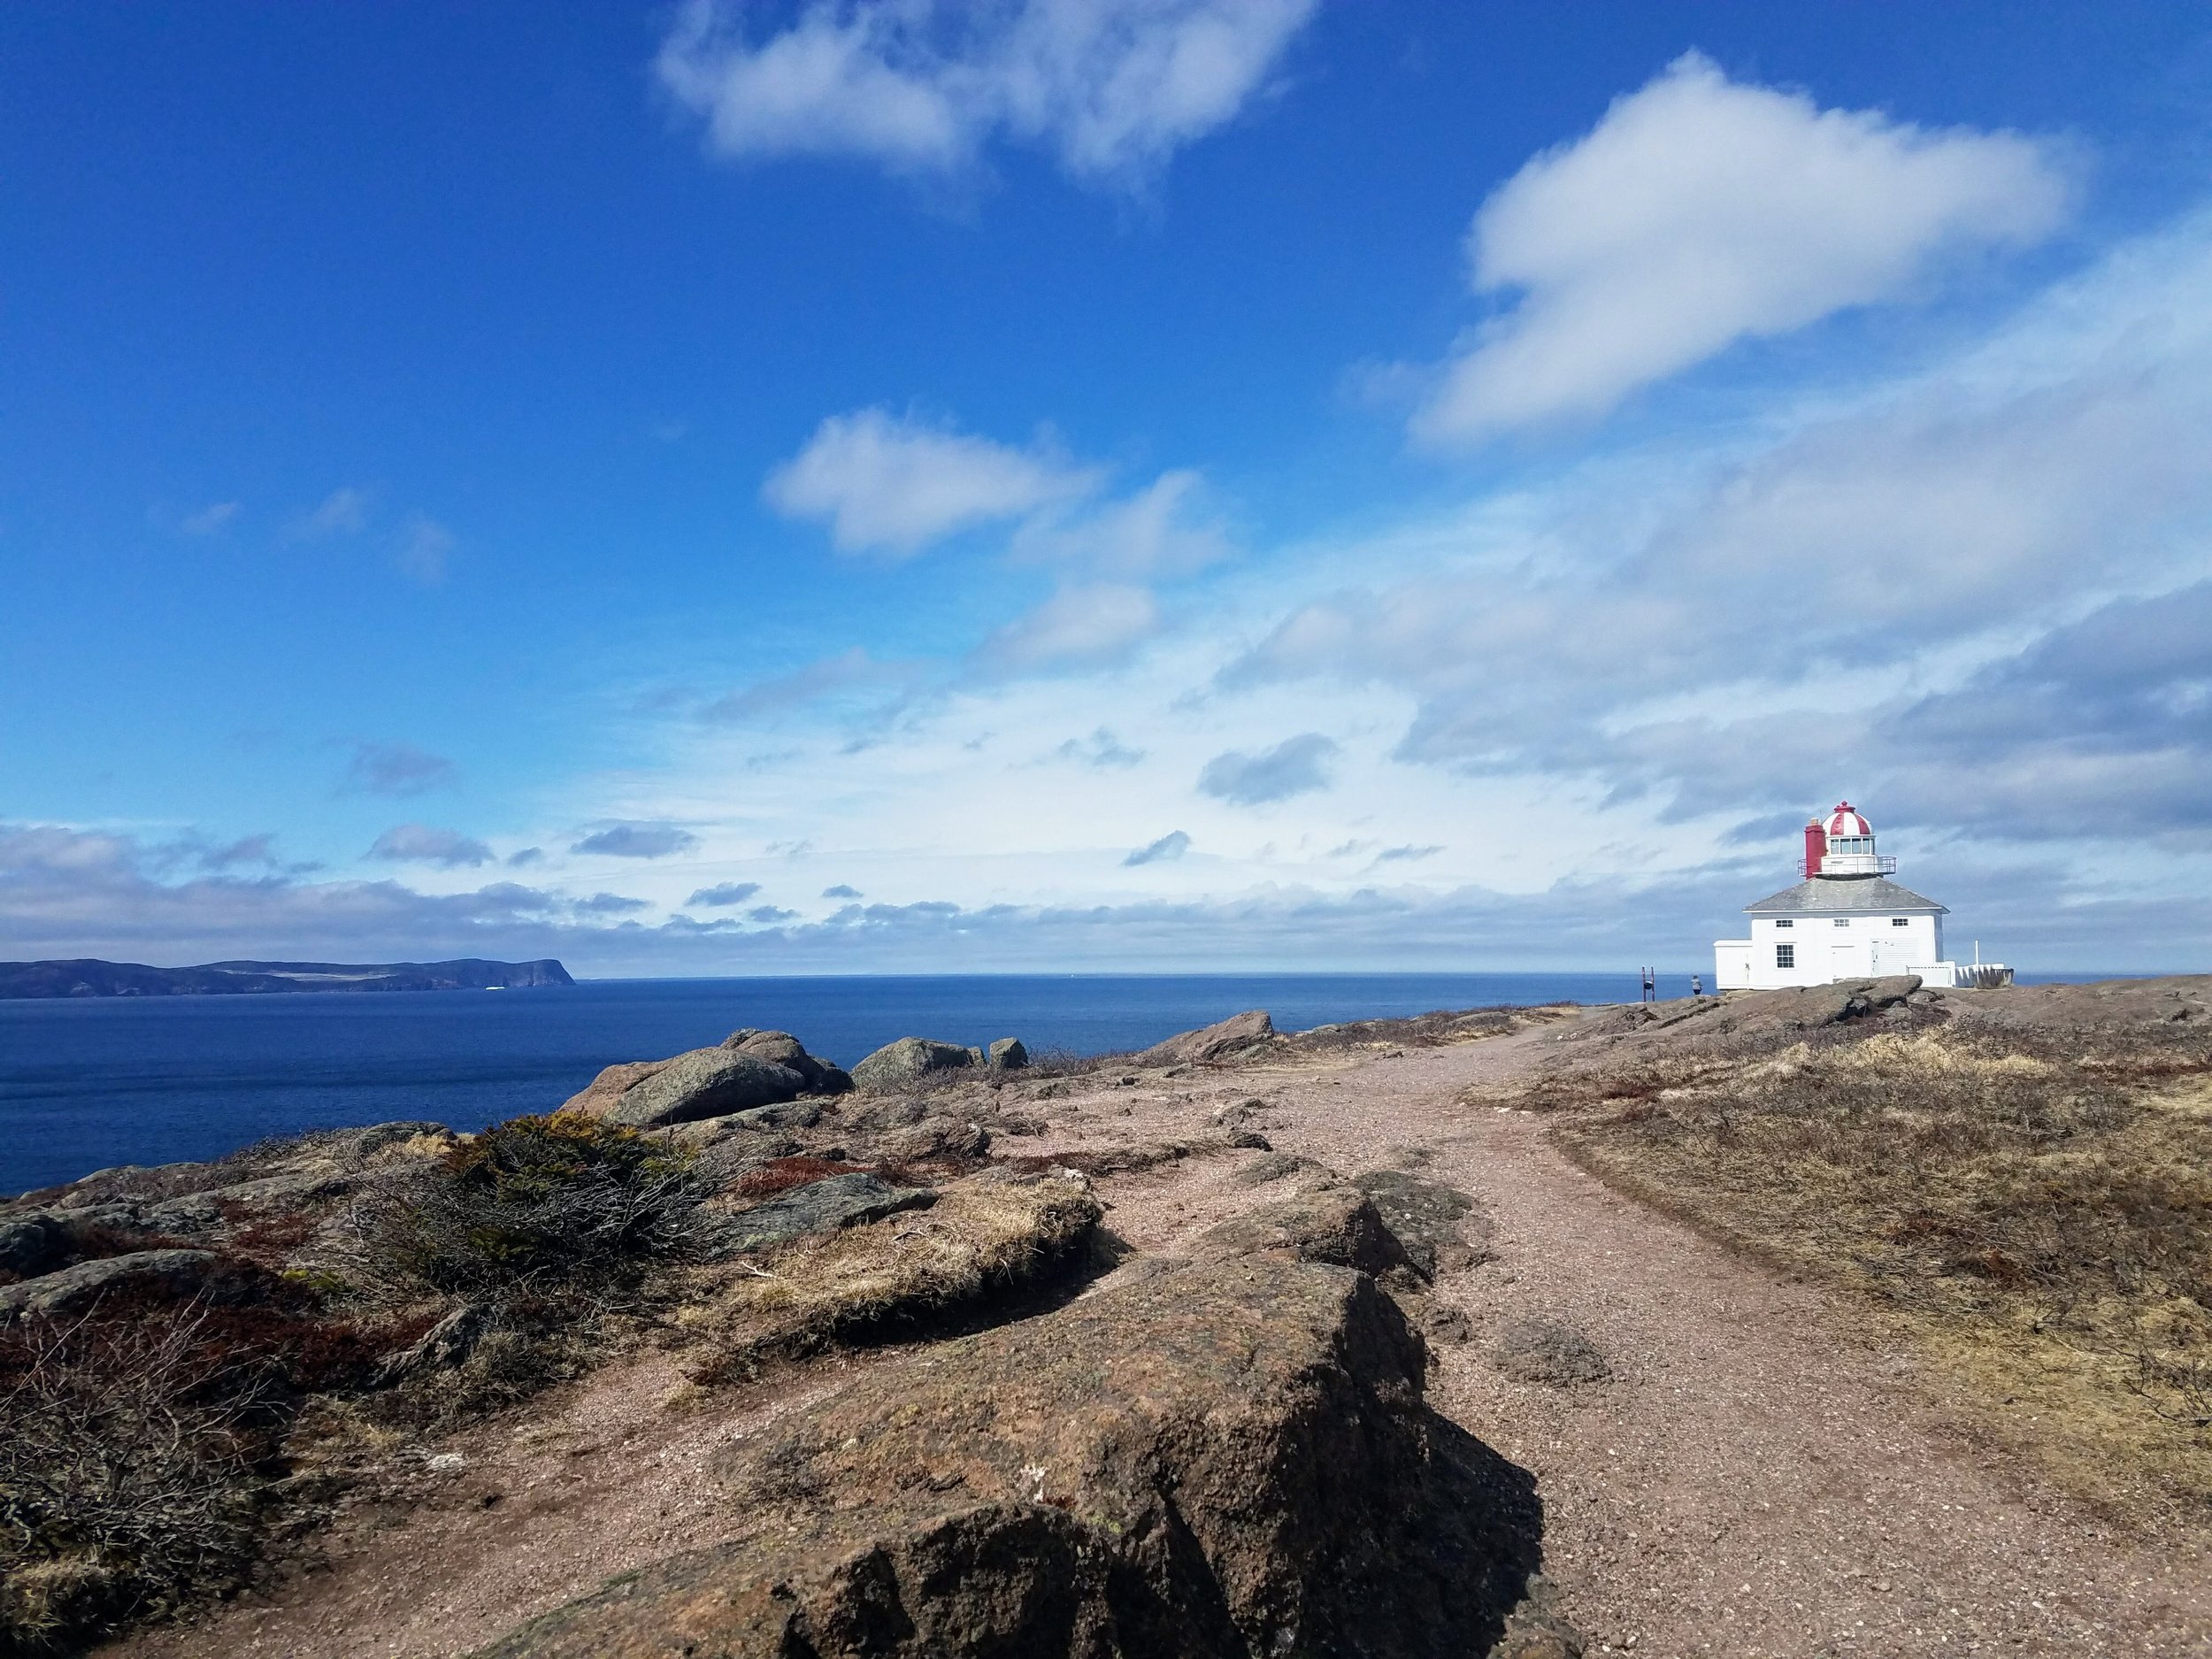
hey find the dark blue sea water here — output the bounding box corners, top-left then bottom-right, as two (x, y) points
(0, 972), (1668, 1196)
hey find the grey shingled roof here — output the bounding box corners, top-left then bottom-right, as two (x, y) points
(1743, 875), (1947, 916)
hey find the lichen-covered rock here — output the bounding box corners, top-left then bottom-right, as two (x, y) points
(849, 1037), (978, 1093)
(595, 1048), (809, 1128)
(475, 1252), (1542, 1659)
(1136, 1009), (1277, 1068)
(718, 1173), (936, 1256)
(0, 1249), (218, 1324)
(986, 1037), (1027, 1070)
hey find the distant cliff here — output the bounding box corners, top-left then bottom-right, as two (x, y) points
(0, 957), (574, 999)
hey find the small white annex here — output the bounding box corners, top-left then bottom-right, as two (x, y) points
(1715, 803), (1980, 991)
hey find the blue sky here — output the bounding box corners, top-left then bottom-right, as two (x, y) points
(4, 2), (2211, 973)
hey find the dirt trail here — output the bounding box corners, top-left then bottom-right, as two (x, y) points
(105, 1025), (2212, 1658)
(1247, 1028), (2212, 1658)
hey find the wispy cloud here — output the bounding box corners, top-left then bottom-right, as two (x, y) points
(701, 647), (909, 724)
(396, 513), (456, 585)
(687, 880), (763, 907)
(1413, 52), (2074, 443)
(294, 487), (372, 540)
(1373, 842), (1444, 864)
(575, 891), (650, 914)
(1053, 727), (1145, 770)
(367, 824), (495, 868)
(657, 0), (1317, 186)
(342, 741), (457, 798)
(179, 501), (241, 536)
(821, 883), (863, 898)
(1124, 829), (1191, 865)
(765, 409), (1098, 557)
(196, 833), (279, 871)
(1197, 733), (1338, 805)
(572, 821), (702, 859)
(976, 583), (1161, 672)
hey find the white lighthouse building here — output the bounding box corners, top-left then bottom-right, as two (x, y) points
(1714, 803), (1985, 990)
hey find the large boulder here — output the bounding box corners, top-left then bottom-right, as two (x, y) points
(0, 1249), (218, 1324)
(475, 1252), (1543, 1659)
(986, 1037), (1028, 1070)
(1137, 1008), (1278, 1068)
(718, 1173), (937, 1256)
(0, 1211), (72, 1278)
(849, 1037), (979, 1094)
(721, 1030), (853, 1094)
(558, 1059), (671, 1118)
(596, 1048), (809, 1128)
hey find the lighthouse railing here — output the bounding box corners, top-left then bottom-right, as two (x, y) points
(1799, 855), (1897, 877)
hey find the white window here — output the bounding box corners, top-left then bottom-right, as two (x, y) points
(1774, 918), (1793, 929)
(1776, 943), (1795, 968)
(1891, 917), (1909, 926)
(1833, 918), (1849, 927)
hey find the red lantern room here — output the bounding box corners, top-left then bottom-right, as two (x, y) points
(1814, 801), (1891, 876)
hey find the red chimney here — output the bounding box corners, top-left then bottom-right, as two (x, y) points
(1802, 818), (1827, 879)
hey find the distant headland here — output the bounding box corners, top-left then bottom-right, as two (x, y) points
(0, 956), (573, 999)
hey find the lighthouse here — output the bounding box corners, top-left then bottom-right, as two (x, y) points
(1713, 803), (1989, 990)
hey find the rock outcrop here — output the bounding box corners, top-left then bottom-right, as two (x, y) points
(0, 1248), (218, 1324)
(718, 1173), (937, 1256)
(986, 1036), (1028, 1070)
(721, 1029), (853, 1094)
(1137, 1009), (1278, 1068)
(557, 1060), (670, 1118)
(476, 1250), (1541, 1659)
(849, 1037), (979, 1093)
(563, 1033), (849, 1121)
(592, 1048), (810, 1128)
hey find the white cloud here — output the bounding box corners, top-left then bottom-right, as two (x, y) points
(657, 0), (1317, 184)
(1010, 469), (1232, 576)
(764, 408), (1099, 556)
(976, 582), (1161, 671)
(1414, 52), (2074, 443)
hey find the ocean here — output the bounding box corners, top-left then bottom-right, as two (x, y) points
(0, 971), (1672, 1195)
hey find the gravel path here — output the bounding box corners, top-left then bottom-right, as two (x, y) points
(104, 1025), (2212, 1658)
(1253, 1030), (2212, 1658)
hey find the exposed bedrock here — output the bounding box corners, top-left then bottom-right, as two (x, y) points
(1136, 1008), (1278, 1068)
(478, 1241), (1547, 1658)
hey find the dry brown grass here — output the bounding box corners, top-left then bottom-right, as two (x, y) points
(679, 1173), (1100, 1383)
(1525, 1024), (2212, 1529)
